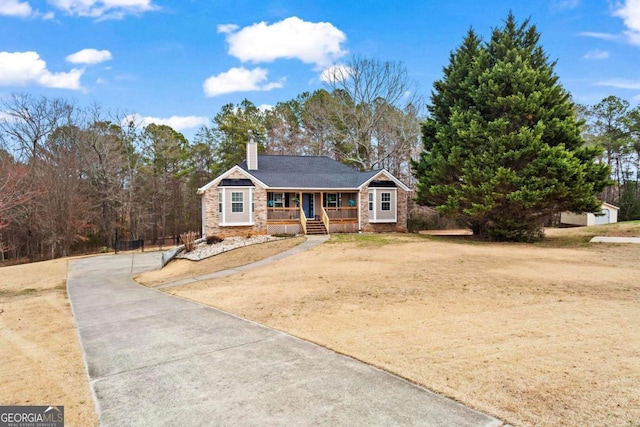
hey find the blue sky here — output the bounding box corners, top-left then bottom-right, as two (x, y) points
(1, 0), (640, 139)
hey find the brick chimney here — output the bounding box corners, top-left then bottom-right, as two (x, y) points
(247, 136), (258, 170)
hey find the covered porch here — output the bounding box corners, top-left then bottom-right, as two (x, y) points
(266, 191), (358, 235)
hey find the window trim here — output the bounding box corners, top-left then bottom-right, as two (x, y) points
(381, 192), (391, 211)
(368, 188), (397, 223)
(273, 192), (285, 208)
(231, 191), (244, 213)
(218, 187), (255, 226)
(326, 193), (338, 208)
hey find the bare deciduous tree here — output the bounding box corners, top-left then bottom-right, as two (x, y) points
(0, 152), (41, 262)
(315, 55), (423, 178)
(0, 92), (75, 161)
(0, 154), (37, 226)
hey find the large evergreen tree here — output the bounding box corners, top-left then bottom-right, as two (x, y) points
(413, 13), (610, 241)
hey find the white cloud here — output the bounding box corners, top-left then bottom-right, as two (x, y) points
(0, 51), (84, 90)
(66, 48), (113, 65)
(583, 49), (609, 59)
(48, 0), (157, 19)
(552, 0), (580, 11)
(596, 78), (640, 89)
(124, 113), (210, 131)
(217, 23), (239, 34)
(320, 64), (352, 83)
(0, 111), (17, 123)
(0, 0), (32, 17)
(614, 0), (640, 45)
(203, 67), (284, 97)
(257, 104), (274, 112)
(577, 31), (618, 40)
(0, 1), (56, 19)
(219, 16), (347, 68)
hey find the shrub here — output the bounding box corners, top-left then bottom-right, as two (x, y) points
(206, 235), (223, 245)
(407, 207), (459, 233)
(180, 231), (198, 252)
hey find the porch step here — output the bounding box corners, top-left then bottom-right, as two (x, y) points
(305, 220), (327, 235)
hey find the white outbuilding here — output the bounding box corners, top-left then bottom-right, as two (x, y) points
(560, 202), (619, 226)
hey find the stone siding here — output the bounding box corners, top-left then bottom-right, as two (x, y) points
(202, 168), (409, 237)
(359, 172), (408, 233)
(203, 170), (268, 238)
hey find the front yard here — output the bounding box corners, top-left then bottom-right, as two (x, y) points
(2, 224), (639, 427)
(164, 231), (640, 427)
(0, 258), (98, 427)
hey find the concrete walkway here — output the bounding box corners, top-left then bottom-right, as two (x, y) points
(590, 236), (640, 243)
(67, 249), (505, 426)
(156, 235), (330, 289)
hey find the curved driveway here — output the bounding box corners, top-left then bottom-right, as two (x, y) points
(67, 250), (504, 426)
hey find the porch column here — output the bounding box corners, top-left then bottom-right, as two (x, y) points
(357, 190), (361, 232)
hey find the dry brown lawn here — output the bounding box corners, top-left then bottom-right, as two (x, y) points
(135, 237), (306, 287)
(0, 258), (98, 427)
(2, 225), (638, 427)
(167, 229), (640, 427)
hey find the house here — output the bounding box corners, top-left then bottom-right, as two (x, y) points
(198, 140), (410, 237)
(560, 202), (619, 226)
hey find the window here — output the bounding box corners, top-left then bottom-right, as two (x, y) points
(231, 192), (244, 213)
(251, 191), (255, 213)
(326, 193), (338, 207)
(381, 192), (391, 211)
(368, 192), (373, 211)
(273, 192), (284, 208)
(218, 191), (223, 213)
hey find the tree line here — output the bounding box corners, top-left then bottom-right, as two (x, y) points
(578, 96), (640, 221)
(0, 56), (422, 262)
(2, 15), (639, 256)
(194, 55), (422, 183)
(0, 94), (207, 262)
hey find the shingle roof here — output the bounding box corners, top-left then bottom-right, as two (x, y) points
(238, 155), (380, 189)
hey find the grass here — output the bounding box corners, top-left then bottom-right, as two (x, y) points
(0, 287), (39, 298)
(540, 221), (640, 247)
(166, 223), (640, 427)
(0, 257), (98, 427)
(134, 236), (306, 287)
(327, 233), (409, 246)
(1, 223), (639, 427)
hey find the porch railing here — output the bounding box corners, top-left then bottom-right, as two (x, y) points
(320, 207), (330, 232)
(267, 207), (300, 221)
(325, 206), (358, 221)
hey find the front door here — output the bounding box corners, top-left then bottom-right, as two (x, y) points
(302, 193), (314, 219)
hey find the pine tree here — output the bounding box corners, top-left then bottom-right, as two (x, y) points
(413, 13), (610, 241)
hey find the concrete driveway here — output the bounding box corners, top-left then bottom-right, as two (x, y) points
(67, 252), (504, 426)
